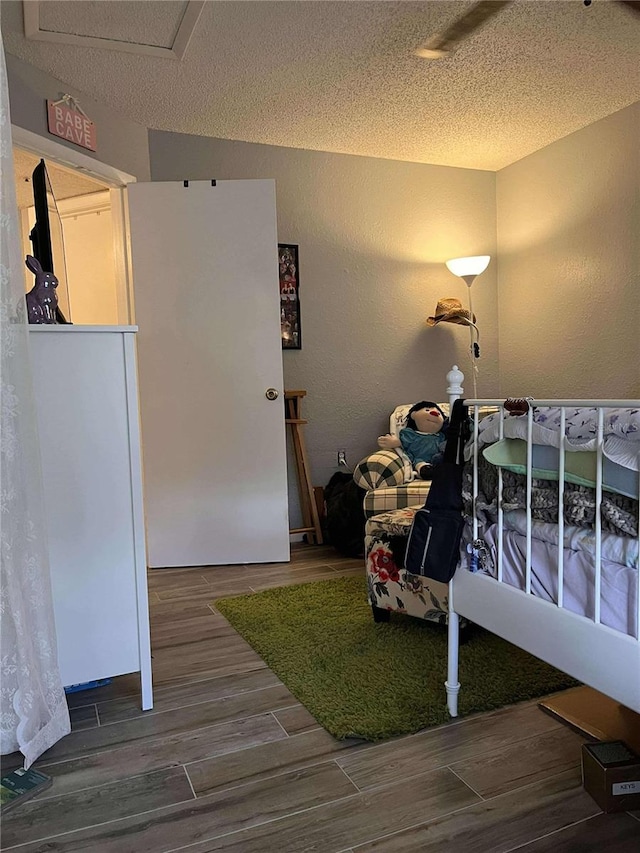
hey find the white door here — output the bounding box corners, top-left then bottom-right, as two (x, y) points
(127, 180), (290, 567)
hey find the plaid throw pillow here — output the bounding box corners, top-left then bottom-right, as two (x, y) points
(363, 485), (430, 518)
(353, 450), (406, 490)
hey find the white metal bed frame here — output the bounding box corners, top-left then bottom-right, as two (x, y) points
(445, 375), (640, 718)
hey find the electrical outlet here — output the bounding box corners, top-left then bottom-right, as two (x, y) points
(337, 450), (347, 466)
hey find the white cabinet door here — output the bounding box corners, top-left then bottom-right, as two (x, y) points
(127, 180), (290, 567)
(29, 327), (152, 709)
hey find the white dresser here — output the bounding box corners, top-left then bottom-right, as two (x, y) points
(29, 325), (152, 710)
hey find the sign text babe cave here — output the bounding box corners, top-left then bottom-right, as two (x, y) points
(47, 97), (97, 152)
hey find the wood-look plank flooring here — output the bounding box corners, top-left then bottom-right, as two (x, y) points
(2, 545), (639, 852)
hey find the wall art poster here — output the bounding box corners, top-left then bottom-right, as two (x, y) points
(279, 243), (301, 349)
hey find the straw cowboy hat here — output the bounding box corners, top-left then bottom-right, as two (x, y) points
(426, 297), (476, 327)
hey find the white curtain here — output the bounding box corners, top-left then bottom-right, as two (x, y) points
(0, 41), (70, 766)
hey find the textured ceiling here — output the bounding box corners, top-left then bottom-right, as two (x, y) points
(3, 0), (640, 170)
(13, 146), (108, 209)
(38, 0), (187, 48)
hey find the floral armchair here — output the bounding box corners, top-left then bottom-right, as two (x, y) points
(364, 506), (450, 625)
(352, 402), (450, 518)
(353, 404), (450, 627)
(362, 393), (495, 629)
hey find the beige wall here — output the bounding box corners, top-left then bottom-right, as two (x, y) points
(496, 102), (639, 398)
(22, 192), (118, 324)
(58, 193), (119, 326)
(149, 132), (498, 515)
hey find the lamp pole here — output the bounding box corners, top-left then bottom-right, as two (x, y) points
(445, 256), (490, 400)
(463, 277), (478, 400)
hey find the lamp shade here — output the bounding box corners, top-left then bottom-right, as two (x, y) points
(445, 255), (491, 279)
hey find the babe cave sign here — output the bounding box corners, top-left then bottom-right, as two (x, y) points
(47, 100), (97, 152)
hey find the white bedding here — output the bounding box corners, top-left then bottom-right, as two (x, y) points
(503, 510), (639, 569)
(472, 406), (640, 471)
(477, 511), (639, 638)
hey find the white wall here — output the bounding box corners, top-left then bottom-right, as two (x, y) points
(149, 132), (498, 522)
(496, 102), (640, 398)
(6, 53), (150, 181)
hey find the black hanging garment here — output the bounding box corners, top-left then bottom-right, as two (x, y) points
(404, 399), (469, 583)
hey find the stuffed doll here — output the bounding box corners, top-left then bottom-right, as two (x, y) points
(378, 401), (448, 480)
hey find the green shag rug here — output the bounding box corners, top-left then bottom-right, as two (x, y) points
(215, 576), (577, 741)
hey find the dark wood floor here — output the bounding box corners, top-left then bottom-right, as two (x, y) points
(2, 545), (639, 852)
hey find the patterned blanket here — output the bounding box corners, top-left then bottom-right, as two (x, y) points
(473, 406), (640, 472)
(464, 455), (638, 539)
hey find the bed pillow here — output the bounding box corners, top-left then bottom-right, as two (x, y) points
(483, 438), (637, 499)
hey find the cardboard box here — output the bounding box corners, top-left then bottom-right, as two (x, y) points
(581, 741), (640, 813)
(540, 687), (640, 753)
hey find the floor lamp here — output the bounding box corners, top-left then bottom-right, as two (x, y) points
(445, 255), (490, 399)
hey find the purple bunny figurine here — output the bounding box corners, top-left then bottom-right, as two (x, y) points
(25, 255), (59, 324)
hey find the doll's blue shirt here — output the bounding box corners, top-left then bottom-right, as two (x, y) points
(399, 428), (446, 466)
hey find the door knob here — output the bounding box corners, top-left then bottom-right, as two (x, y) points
(265, 388), (279, 401)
